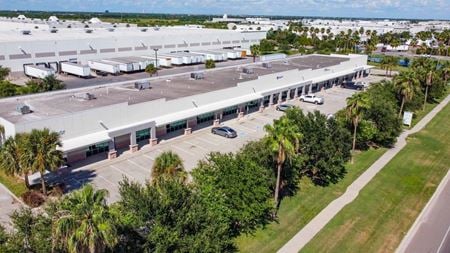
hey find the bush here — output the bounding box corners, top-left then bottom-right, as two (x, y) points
(22, 191), (45, 208)
(205, 59), (216, 69)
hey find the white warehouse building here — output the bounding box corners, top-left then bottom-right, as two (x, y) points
(0, 54), (372, 164)
(0, 19), (265, 72)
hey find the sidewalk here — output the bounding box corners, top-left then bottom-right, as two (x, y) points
(0, 183), (23, 230)
(278, 95), (450, 253)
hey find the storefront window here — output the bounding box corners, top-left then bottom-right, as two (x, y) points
(223, 106), (238, 116)
(166, 120), (187, 133)
(136, 128), (151, 142)
(197, 112), (215, 124)
(86, 141), (109, 157)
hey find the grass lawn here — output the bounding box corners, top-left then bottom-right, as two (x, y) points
(410, 91), (449, 127)
(0, 170), (27, 198)
(236, 148), (387, 253)
(301, 103), (450, 253)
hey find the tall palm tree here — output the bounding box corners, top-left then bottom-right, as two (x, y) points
(264, 116), (302, 206)
(21, 128), (64, 195)
(0, 124), (4, 146)
(250, 44), (260, 63)
(151, 151), (186, 183)
(380, 56), (396, 76)
(394, 70), (420, 118)
(0, 134), (31, 187)
(52, 184), (117, 253)
(346, 92), (370, 164)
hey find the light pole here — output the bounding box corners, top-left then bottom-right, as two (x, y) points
(153, 48), (159, 76)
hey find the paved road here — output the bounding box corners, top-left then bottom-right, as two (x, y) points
(0, 183), (23, 230)
(56, 87), (355, 203)
(278, 95), (450, 253)
(397, 170), (450, 253)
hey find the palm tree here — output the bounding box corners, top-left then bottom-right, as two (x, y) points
(250, 44), (260, 62)
(0, 124), (4, 146)
(52, 184), (117, 253)
(145, 64), (157, 77)
(264, 116), (302, 207)
(21, 129), (64, 195)
(346, 92), (370, 164)
(380, 56), (396, 76)
(151, 151), (186, 183)
(394, 70), (420, 117)
(0, 134), (31, 187)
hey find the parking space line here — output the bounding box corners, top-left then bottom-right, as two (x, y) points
(172, 145), (196, 156)
(143, 154), (154, 160)
(96, 173), (119, 187)
(110, 164), (137, 181)
(184, 141), (209, 152)
(234, 124), (257, 133)
(196, 136), (221, 146)
(127, 159), (150, 174)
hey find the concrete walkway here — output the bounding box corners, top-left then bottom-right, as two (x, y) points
(0, 183), (23, 230)
(278, 95), (450, 253)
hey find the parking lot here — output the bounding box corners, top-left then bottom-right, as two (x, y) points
(55, 86), (357, 202)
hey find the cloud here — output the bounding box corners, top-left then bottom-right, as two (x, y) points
(0, 0), (449, 19)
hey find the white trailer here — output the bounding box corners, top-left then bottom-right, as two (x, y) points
(115, 57), (152, 70)
(260, 53), (287, 62)
(209, 49), (240, 59)
(177, 52), (205, 64)
(159, 54), (190, 65)
(102, 58), (139, 73)
(88, 60), (120, 75)
(192, 50), (226, 61)
(140, 56), (172, 68)
(60, 62), (91, 77)
(24, 65), (55, 79)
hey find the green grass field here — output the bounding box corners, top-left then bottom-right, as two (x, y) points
(301, 103), (450, 253)
(236, 148), (387, 253)
(0, 170), (27, 198)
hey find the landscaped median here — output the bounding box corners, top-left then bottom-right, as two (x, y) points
(236, 147), (387, 253)
(301, 103), (450, 253)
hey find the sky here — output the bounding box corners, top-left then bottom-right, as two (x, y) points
(0, 0), (449, 20)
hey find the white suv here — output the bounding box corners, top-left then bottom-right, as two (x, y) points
(299, 94), (324, 104)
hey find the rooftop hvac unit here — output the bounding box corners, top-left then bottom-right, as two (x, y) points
(107, 28), (115, 32)
(74, 93), (96, 101)
(262, 62), (272, 68)
(140, 28), (148, 32)
(16, 104), (31, 114)
(242, 67), (254, 74)
(21, 30), (31, 35)
(190, 72), (204, 80)
(50, 28), (58, 33)
(135, 80), (150, 90)
(85, 29), (93, 33)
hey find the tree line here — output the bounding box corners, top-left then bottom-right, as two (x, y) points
(0, 66), (65, 99)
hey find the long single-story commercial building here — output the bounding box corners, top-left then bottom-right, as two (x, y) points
(0, 19), (265, 72)
(0, 54), (373, 163)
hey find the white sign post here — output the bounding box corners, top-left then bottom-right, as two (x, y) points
(403, 111), (413, 127)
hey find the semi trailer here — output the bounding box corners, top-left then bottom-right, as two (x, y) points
(60, 62), (91, 77)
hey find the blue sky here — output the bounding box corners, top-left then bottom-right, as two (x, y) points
(1, 0), (449, 19)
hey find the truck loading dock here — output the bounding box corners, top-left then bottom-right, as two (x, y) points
(0, 54), (372, 164)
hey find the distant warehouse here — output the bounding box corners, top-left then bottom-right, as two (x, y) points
(0, 54), (373, 164)
(0, 19), (264, 72)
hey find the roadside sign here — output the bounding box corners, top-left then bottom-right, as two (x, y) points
(403, 111), (413, 126)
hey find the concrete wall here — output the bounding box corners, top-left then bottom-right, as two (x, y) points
(66, 149), (87, 163)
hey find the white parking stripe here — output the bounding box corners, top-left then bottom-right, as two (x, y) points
(184, 141), (209, 152)
(143, 154), (154, 160)
(110, 164), (137, 181)
(196, 136), (221, 146)
(127, 159), (150, 173)
(173, 145), (196, 156)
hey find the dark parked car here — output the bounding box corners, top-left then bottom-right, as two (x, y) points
(276, 104), (295, 112)
(211, 126), (237, 138)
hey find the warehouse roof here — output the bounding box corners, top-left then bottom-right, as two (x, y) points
(0, 23), (257, 43)
(0, 55), (349, 124)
